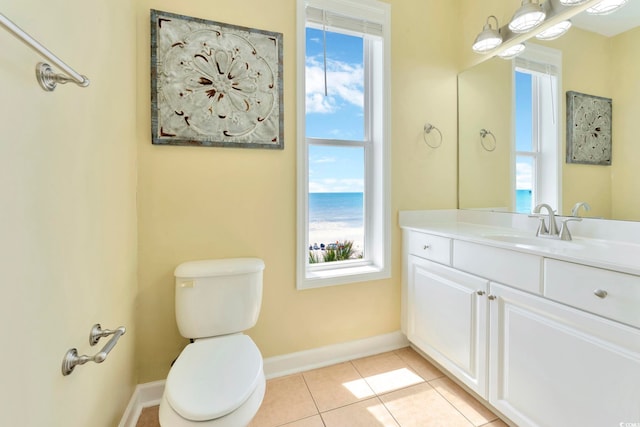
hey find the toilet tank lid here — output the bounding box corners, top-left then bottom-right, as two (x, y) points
(175, 258), (265, 278)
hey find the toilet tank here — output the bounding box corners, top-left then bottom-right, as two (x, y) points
(174, 258), (264, 339)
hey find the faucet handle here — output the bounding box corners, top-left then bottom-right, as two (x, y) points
(528, 214), (548, 236)
(559, 217), (582, 241)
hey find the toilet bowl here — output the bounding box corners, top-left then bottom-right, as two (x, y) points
(159, 258), (266, 427)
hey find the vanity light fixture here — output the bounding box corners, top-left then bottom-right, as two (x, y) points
(509, 0), (546, 33)
(535, 20), (572, 40)
(586, 0), (628, 15)
(497, 43), (526, 59)
(472, 15), (502, 53)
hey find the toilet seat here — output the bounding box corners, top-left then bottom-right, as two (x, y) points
(165, 334), (263, 422)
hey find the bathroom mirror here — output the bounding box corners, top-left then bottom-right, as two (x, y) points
(458, 5), (640, 221)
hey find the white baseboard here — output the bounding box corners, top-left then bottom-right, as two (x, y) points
(262, 330), (408, 379)
(119, 330), (408, 427)
(118, 380), (165, 427)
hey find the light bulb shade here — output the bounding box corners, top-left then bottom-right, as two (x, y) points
(509, 1), (546, 33)
(558, 0), (589, 4)
(472, 17), (502, 53)
(586, 0), (628, 15)
(535, 20), (572, 40)
(472, 28), (502, 52)
(498, 44), (526, 60)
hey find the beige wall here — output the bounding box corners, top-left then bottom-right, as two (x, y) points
(0, 0), (137, 426)
(458, 59), (512, 210)
(135, 0), (460, 383)
(543, 29), (612, 218)
(611, 26), (640, 220)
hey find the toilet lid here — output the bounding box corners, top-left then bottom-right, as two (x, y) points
(165, 334), (264, 421)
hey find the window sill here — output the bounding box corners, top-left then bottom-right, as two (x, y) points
(298, 264), (390, 290)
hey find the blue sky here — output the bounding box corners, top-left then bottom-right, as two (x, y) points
(306, 27), (365, 193)
(515, 71), (533, 191)
(516, 71), (533, 190)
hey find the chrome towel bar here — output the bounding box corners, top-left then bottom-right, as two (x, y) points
(62, 324), (126, 376)
(0, 12), (90, 91)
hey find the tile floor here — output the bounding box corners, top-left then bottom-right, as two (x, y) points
(136, 347), (508, 427)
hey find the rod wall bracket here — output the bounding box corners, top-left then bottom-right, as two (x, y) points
(36, 62), (90, 92)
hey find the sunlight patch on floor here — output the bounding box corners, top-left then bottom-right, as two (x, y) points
(342, 378), (376, 399)
(362, 367), (424, 394)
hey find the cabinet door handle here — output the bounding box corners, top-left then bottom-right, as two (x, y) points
(423, 244), (430, 250)
(476, 290), (485, 296)
(593, 289), (608, 299)
(488, 295), (497, 300)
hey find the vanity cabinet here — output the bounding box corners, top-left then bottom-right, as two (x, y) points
(489, 283), (640, 427)
(403, 229), (640, 427)
(406, 255), (488, 397)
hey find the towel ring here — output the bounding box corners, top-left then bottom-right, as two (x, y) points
(423, 123), (443, 148)
(479, 129), (496, 152)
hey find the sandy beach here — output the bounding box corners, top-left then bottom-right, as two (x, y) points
(308, 222), (364, 259)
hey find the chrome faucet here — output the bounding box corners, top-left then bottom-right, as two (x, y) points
(530, 203), (582, 241)
(571, 202), (591, 217)
(531, 203), (558, 237)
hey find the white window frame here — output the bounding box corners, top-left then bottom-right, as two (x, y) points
(512, 44), (562, 214)
(296, 0), (391, 290)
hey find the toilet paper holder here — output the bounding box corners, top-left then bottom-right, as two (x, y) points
(62, 323), (126, 376)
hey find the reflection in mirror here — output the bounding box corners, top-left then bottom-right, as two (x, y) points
(458, 5), (640, 221)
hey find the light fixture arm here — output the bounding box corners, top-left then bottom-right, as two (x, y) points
(486, 15), (499, 31)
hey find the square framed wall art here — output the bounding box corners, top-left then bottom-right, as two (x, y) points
(566, 91), (612, 165)
(150, 9), (284, 149)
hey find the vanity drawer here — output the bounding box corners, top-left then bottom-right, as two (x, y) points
(453, 240), (542, 294)
(408, 231), (451, 265)
(544, 259), (640, 329)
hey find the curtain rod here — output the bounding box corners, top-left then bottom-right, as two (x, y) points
(0, 12), (89, 91)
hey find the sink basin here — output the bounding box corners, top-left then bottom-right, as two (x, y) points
(482, 233), (582, 249)
(480, 232), (640, 271)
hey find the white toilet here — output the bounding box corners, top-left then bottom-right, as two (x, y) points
(159, 258), (266, 427)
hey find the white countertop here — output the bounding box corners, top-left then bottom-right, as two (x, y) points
(399, 209), (640, 276)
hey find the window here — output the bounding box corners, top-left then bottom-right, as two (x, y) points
(296, 0), (391, 289)
(513, 45), (562, 214)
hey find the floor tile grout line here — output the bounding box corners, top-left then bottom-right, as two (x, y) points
(377, 392), (406, 427)
(316, 356), (408, 426)
(427, 377), (498, 427)
(298, 372), (324, 426)
(308, 361), (379, 415)
(393, 348), (448, 383)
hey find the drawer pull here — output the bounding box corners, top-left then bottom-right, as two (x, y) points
(488, 295), (497, 300)
(477, 290), (485, 296)
(593, 289), (608, 299)
(423, 244), (430, 250)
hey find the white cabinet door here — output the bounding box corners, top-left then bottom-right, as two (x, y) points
(489, 283), (640, 427)
(407, 256), (489, 397)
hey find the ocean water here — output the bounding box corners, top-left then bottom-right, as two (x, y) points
(308, 191), (532, 249)
(308, 192), (364, 249)
(516, 189), (532, 213)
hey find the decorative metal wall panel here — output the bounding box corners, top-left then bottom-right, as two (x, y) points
(151, 10), (284, 149)
(566, 91), (612, 165)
